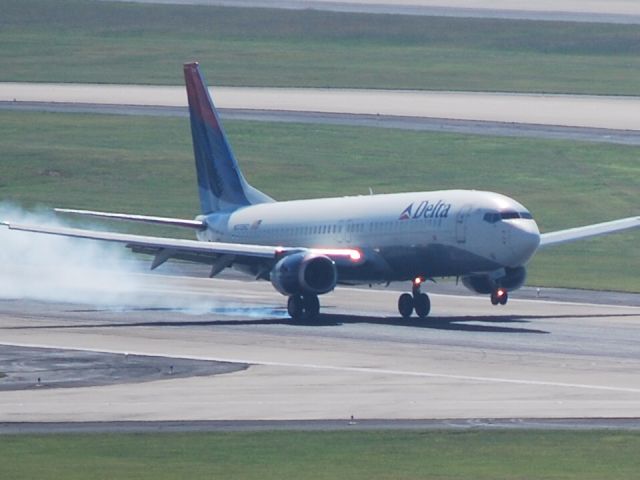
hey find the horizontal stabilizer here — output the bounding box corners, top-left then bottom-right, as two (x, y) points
(539, 216), (640, 248)
(55, 208), (206, 230)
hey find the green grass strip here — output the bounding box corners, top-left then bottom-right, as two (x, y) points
(1, 110), (638, 291)
(1, 430), (640, 480)
(1, 0), (639, 94)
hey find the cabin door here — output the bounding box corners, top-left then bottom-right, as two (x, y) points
(455, 206), (472, 243)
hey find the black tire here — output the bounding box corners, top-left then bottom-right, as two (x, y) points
(398, 293), (414, 318)
(302, 294), (320, 319)
(287, 295), (304, 319)
(490, 292), (499, 306)
(414, 293), (431, 318)
(499, 292), (508, 305)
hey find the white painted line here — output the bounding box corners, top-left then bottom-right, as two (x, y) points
(4, 341), (640, 394)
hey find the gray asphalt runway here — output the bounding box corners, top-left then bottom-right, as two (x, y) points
(104, 0), (640, 24)
(4, 102), (640, 145)
(1, 273), (639, 422)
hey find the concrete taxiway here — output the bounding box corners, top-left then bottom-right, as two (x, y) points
(110, 0), (640, 24)
(2, 83), (640, 132)
(4, 102), (640, 146)
(1, 273), (639, 422)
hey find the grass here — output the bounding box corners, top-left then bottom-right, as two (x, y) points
(1, 0), (640, 94)
(0, 110), (638, 292)
(1, 430), (640, 480)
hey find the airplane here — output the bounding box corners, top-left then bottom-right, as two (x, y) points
(3, 62), (639, 320)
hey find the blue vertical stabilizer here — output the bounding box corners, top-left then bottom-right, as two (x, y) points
(184, 62), (273, 213)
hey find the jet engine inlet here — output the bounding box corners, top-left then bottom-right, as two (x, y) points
(270, 253), (337, 296)
(461, 266), (527, 294)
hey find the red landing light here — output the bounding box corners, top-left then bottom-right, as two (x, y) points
(496, 288), (506, 298)
(413, 277), (424, 287)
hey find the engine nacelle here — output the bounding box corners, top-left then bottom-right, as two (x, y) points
(270, 253), (337, 296)
(462, 266), (527, 294)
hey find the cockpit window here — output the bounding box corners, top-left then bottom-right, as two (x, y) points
(483, 212), (500, 224)
(483, 210), (534, 223)
(500, 211), (520, 220)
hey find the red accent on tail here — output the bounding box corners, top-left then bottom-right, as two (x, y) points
(184, 62), (219, 131)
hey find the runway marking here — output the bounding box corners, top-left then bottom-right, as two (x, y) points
(3, 341), (640, 395)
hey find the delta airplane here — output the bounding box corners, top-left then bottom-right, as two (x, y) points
(3, 63), (639, 320)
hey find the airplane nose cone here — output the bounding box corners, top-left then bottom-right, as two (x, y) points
(512, 220), (540, 264)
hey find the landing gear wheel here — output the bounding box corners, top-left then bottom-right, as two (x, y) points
(490, 292), (499, 306)
(287, 295), (304, 319)
(499, 292), (508, 305)
(302, 294), (320, 319)
(490, 290), (508, 306)
(288, 294), (320, 320)
(398, 293), (414, 318)
(414, 293), (431, 319)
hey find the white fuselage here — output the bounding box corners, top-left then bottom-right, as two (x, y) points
(198, 189), (540, 283)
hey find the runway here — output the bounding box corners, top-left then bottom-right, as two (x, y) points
(1, 272), (639, 422)
(107, 0), (640, 24)
(4, 102), (640, 146)
(2, 83), (640, 132)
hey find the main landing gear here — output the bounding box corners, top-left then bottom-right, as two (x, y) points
(398, 277), (431, 319)
(490, 288), (509, 306)
(287, 294), (320, 320)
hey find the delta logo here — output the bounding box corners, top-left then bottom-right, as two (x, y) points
(399, 200), (452, 220)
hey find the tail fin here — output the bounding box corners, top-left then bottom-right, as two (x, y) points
(183, 62), (273, 213)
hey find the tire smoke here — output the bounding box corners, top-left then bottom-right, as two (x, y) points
(0, 203), (144, 306)
(0, 203), (286, 318)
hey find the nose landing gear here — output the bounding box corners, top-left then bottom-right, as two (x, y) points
(398, 277), (431, 319)
(490, 288), (508, 306)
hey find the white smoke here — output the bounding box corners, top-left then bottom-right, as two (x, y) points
(0, 203), (145, 306)
(0, 203), (286, 318)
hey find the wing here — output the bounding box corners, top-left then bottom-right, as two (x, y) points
(539, 216), (640, 248)
(1, 221), (364, 277)
(54, 208), (206, 230)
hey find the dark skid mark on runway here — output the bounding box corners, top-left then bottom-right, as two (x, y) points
(67, 305), (288, 318)
(13, 312), (639, 334)
(5, 304), (638, 335)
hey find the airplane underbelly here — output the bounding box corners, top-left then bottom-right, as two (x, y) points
(338, 243), (501, 283)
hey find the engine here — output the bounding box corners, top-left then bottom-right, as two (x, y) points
(462, 266), (527, 294)
(270, 253), (338, 296)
